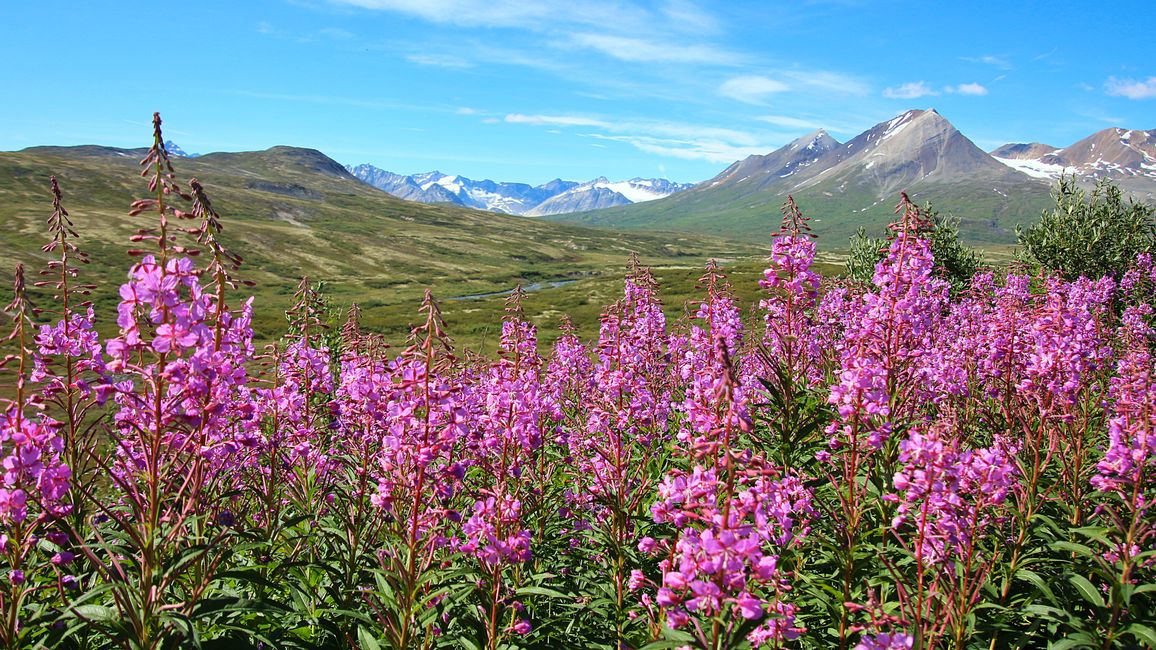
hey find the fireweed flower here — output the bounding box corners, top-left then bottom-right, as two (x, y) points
(1091, 336), (1155, 563)
(891, 424), (1017, 566)
(826, 198), (948, 457)
(675, 265), (749, 458)
(0, 408), (70, 526)
(757, 197), (824, 386)
(105, 255), (257, 481)
(854, 632), (914, 650)
(569, 263), (671, 510)
(1017, 275), (1115, 417)
(643, 461), (814, 646)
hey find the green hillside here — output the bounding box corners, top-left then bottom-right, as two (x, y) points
(549, 172), (1054, 247)
(0, 145), (766, 348)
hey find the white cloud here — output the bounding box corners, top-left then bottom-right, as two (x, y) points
(960, 55), (1011, 70)
(883, 81), (938, 99)
(455, 107), (481, 115)
(503, 111), (767, 163)
(947, 82), (988, 96)
(718, 75), (789, 103)
(755, 115), (825, 130)
(586, 133), (765, 163)
(332, 0), (689, 35)
(782, 70), (870, 96)
(505, 114), (612, 128)
(570, 33), (738, 64)
(406, 53), (474, 68)
(334, 0), (576, 28)
(1105, 76), (1156, 100)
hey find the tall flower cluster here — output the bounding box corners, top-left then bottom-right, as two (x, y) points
(461, 292), (542, 567)
(891, 426), (1018, 566)
(639, 461), (814, 646)
(675, 265), (749, 457)
(825, 197), (948, 457)
(105, 255), (255, 481)
(1017, 275), (1115, 415)
(0, 408), (69, 526)
(571, 262), (670, 506)
(759, 197), (823, 385)
(1091, 341), (1155, 547)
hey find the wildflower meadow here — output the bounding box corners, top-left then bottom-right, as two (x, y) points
(2, 115), (1153, 649)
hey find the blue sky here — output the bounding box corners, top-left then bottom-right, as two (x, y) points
(1, 1), (1154, 184)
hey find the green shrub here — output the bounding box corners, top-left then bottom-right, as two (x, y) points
(1017, 176), (1155, 280)
(845, 201), (982, 294)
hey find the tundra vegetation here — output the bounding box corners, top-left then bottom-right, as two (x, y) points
(1, 116), (1154, 650)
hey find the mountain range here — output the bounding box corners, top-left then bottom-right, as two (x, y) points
(550, 109), (1155, 245)
(345, 164), (693, 216)
(990, 127), (1156, 195)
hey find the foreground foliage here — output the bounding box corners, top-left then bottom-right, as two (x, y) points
(2, 118), (1155, 649)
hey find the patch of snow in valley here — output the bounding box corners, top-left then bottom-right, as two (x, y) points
(993, 156), (1073, 179)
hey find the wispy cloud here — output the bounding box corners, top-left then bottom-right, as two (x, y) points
(570, 33), (739, 64)
(332, 0), (695, 36)
(783, 70), (869, 95)
(586, 133), (765, 163)
(505, 114), (612, 128)
(960, 54), (1011, 70)
(1105, 76), (1156, 100)
(946, 82), (988, 96)
(754, 115), (824, 130)
(718, 75), (789, 103)
(406, 53), (474, 68)
(502, 112), (768, 163)
(883, 81), (937, 99)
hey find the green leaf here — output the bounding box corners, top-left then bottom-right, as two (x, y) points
(357, 625), (382, 650)
(68, 605), (120, 623)
(1051, 541), (1096, 558)
(1123, 623), (1156, 648)
(1016, 569), (1057, 603)
(516, 585), (568, 599)
(1067, 575), (1105, 609)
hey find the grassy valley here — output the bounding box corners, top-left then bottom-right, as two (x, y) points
(0, 144), (768, 349)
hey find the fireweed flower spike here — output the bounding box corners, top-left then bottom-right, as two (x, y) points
(0, 265), (71, 647)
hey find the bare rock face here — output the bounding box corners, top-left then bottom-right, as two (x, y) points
(696, 109), (1023, 202)
(707, 129), (842, 192)
(990, 142), (1060, 160)
(990, 128), (1156, 196)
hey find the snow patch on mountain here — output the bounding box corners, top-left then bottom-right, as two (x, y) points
(346, 165), (690, 215)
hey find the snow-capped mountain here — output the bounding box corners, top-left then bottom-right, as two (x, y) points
(705, 129), (841, 192)
(345, 164), (689, 215)
(164, 140), (199, 158)
(526, 177), (694, 216)
(553, 109), (1056, 245)
(991, 128), (1156, 196)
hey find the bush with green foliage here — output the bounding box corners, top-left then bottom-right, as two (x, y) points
(845, 200), (982, 294)
(1017, 176), (1155, 280)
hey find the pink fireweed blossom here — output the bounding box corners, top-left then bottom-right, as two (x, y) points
(105, 256), (258, 483)
(569, 265), (671, 511)
(642, 460), (814, 647)
(1091, 337), (1155, 563)
(1017, 275), (1115, 417)
(0, 408), (70, 526)
(757, 197), (823, 386)
(826, 199), (948, 459)
(891, 425), (1018, 567)
(855, 632), (914, 650)
(674, 265), (750, 458)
